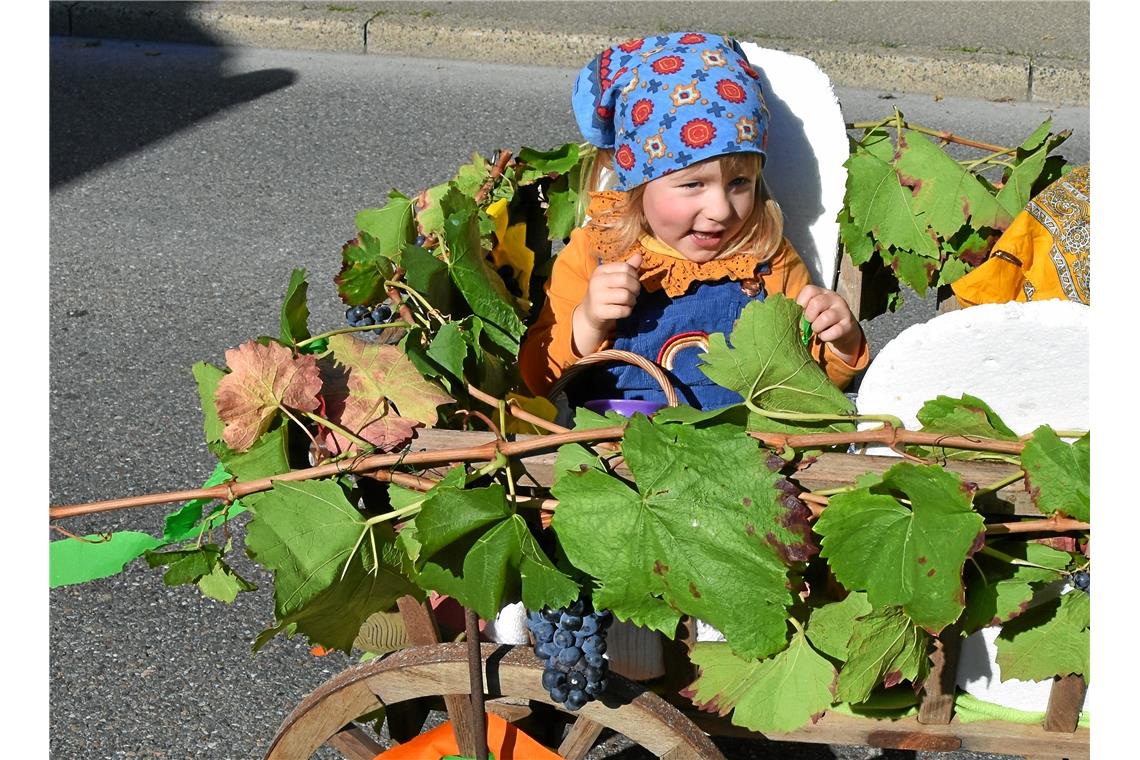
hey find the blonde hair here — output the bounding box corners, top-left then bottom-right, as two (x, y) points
(579, 148), (785, 261)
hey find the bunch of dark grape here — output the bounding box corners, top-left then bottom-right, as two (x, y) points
(345, 300), (395, 328)
(1071, 569), (1090, 594)
(526, 596), (613, 711)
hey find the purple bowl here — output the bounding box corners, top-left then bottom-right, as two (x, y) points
(584, 399), (667, 418)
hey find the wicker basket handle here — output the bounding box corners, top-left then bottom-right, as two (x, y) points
(547, 349), (680, 408)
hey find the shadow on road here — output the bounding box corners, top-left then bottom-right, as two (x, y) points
(50, 2), (296, 188)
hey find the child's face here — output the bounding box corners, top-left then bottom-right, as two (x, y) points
(640, 156), (758, 263)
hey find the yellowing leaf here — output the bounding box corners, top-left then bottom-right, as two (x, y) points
(487, 198), (535, 302)
(504, 393), (558, 436)
(214, 340), (322, 452)
(326, 332), (449, 428)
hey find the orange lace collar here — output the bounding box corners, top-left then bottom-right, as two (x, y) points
(587, 191), (768, 297)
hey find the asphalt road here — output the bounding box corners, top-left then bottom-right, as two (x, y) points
(48, 39), (1089, 759)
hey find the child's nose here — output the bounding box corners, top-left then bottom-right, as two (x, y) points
(703, 189), (735, 222)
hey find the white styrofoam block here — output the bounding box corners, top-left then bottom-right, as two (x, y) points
(483, 601), (530, 645)
(695, 619), (727, 643)
(856, 300), (1089, 455)
(738, 43), (848, 290)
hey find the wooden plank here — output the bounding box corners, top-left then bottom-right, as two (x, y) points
(409, 429), (1038, 516)
(686, 707), (1088, 759)
(326, 724), (386, 760)
(918, 627), (961, 725)
(396, 595), (441, 646)
(835, 250), (863, 320)
(1044, 674), (1087, 733)
(557, 715), (606, 760)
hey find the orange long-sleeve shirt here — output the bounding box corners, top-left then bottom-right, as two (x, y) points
(519, 193), (869, 398)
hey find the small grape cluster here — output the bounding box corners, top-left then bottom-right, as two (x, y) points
(345, 301), (394, 329)
(526, 596), (612, 711)
(1071, 569), (1090, 594)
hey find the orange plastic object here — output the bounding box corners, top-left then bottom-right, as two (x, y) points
(372, 712), (561, 760)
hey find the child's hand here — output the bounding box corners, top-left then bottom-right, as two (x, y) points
(796, 285), (863, 364)
(572, 253), (643, 355)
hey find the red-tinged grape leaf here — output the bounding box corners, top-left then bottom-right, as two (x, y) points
(963, 542), (1071, 632)
(806, 591), (872, 661)
(995, 591), (1089, 681)
(197, 559), (257, 604)
(996, 144), (1049, 218)
(552, 416), (801, 660)
(327, 333), (453, 431)
(699, 296), (856, 435)
(1021, 427), (1089, 522)
(280, 268), (311, 346)
(49, 531), (162, 588)
(836, 607), (930, 703)
(407, 483), (578, 619)
(814, 462), (985, 633)
(214, 340), (322, 452)
(843, 148), (939, 258)
(253, 537), (420, 653)
(895, 131), (1011, 239)
(686, 632), (836, 733)
(337, 231), (401, 308)
(244, 479), (370, 618)
(883, 248), (934, 294)
(318, 359), (419, 456)
(193, 361), (226, 444)
(936, 248), (974, 287)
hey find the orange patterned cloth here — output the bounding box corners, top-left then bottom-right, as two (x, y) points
(371, 712), (561, 760)
(951, 165), (1090, 307)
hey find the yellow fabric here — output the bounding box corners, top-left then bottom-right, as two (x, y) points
(487, 197), (536, 305)
(518, 192), (869, 396)
(952, 165), (1090, 307)
(372, 712), (562, 760)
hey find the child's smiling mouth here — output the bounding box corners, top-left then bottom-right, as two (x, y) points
(689, 230), (727, 250)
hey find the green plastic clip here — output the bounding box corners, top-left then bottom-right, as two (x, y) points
(800, 314), (813, 346)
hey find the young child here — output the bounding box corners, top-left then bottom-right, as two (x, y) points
(519, 32), (868, 410)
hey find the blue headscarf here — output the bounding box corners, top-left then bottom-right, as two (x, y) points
(572, 32), (770, 191)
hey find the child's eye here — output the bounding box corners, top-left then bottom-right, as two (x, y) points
(729, 176), (754, 188)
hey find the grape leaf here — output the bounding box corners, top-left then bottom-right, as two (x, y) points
(354, 190), (415, 251)
(995, 591), (1089, 680)
(214, 340), (322, 452)
(996, 144), (1049, 218)
(908, 394), (1018, 459)
(253, 537), (420, 653)
(441, 197), (527, 353)
(844, 148), (939, 258)
(883, 248), (934, 294)
(836, 607), (930, 703)
(279, 268), (311, 346)
(401, 242), (453, 313)
(552, 416), (801, 660)
(337, 230), (401, 307)
(806, 591), (872, 660)
(244, 479), (370, 618)
(425, 321), (472, 387)
(856, 127), (895, 163)
(838, 207), (876, 267)
(517, 143), (580, 182)
(814, 462), (985, 632)
(197, 560), (257, 604)
(145, 545), (222, 585)
(193, 361), (226, 444)
(1017, 118), (1054, 154)
(49, 531), (162, 588)
(699, 296), (856, 435)
(212, 424), (292, 481)
(547, 164), (581, 241)
(685, 632), (836, 733)
(896, 130), (1011, 238)
(1021, 427), (1089, 521)
(162, 462), (231, 542)
(408, 483), (577, 619)
(325, 334), (453, 452)
(962, 542), (1071, 632)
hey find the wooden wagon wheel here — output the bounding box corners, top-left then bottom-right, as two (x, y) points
(265, 642), (725, 760)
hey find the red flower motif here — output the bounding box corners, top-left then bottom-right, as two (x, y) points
(680, 118), (716, 149)
(615, 143), (636, 170)
(738, 59), (760, 79)
(679, 33), (706, 44)
(630, 99), (654, 126)
(716, 79), (747, 104)
(596, 105), (614, 120)
(618, 38), (644, 52)
(651, 55), (685, 75)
